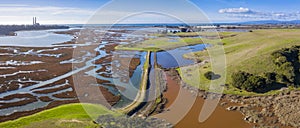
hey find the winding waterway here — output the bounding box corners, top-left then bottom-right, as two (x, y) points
(0, 27), (251, 128)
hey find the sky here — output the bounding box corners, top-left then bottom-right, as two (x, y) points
(0, 0), (300, 24)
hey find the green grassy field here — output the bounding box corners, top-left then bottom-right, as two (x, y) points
(115, 37), (203, 51)
(179, 29), (300, 95)
(172, 31), (238, 37)
(0, 103), (120, 128)
(150, 31), (238, 38)
(115, 31), (238, 52)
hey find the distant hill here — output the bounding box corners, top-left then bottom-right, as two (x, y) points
(240, 20), (300, 25)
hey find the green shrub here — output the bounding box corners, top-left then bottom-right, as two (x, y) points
(231, 71), (266, 92)
(271, 46), (300, 86)
(204, 71), (221, 80)
(231, 71), (251, 89)
(264, 72), (276, 84)
(204, 71), (214, 80)
(242, 75), (266, 92)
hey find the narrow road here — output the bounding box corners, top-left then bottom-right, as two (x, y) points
(117, 51), (151, 114)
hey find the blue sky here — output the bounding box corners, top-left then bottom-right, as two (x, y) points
(0, 0), (300, 24)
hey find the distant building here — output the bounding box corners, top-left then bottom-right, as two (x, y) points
(33, 17), (40, 26)
(195, 26), (217, 29)
(179, 27), (192, 32)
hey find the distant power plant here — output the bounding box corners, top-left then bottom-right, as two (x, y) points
(33, 17), (40, 26)
(0, 18), (69, 36)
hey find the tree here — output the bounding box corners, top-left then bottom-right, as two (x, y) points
(204, 71), (214, 80)
(231, 71), (251, 89)
(271, 46), (300, 86)
(279, 62), (295, 83)
(264, 72), (276, 84)
(204, 71), (221, 80)
(231, 71), (266, 92)
(242, 75), (266, 92)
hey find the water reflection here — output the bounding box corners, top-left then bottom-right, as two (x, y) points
(155, 44), (208, 68)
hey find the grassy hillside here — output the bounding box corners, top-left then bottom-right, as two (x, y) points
(222, 29), (300, 75)
(0, 103), (119, 128)
(180, 29), (300, 95)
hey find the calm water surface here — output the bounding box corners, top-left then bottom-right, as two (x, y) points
(0, 29), (73, 47)
(155, 44), (208, 68)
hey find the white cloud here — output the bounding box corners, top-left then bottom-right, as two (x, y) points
(219, 7), (300, 20)
(219, 7), (252, 14)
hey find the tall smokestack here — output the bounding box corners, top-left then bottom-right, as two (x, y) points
(33, 17), (35, 25)
(34, 17), (37, 24)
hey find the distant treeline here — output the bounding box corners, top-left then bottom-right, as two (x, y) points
(0, 25), (69, 36)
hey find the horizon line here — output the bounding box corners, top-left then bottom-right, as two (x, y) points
(1, 20), (300, 26)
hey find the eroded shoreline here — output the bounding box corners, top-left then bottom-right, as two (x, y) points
(158, 68), (299, 128)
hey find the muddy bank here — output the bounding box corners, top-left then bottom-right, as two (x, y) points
(53, 29), (80, 36)
(222, 91), (299, 128)
(71, 67), (121, 107)
(0, 43), (121, 122)
(159, 69), (298, 128)
(0, 27), (147, 123)
(0, 46), (74, 93)
(0, 94), (37, 109)
(94, 43), (141, 82)
(154, 70), (251, 128)
(0, 73), (120, 122)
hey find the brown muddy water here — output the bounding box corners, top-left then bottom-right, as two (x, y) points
(154, 75), (252, 128)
